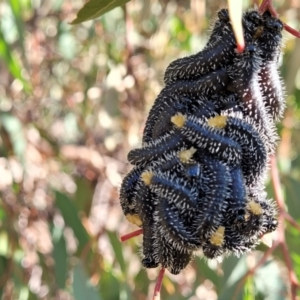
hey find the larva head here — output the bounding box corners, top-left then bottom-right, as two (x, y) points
(258, 11), (283, 58)
(243, 10), (263, 42)
(261, 199), (279, 234)
(202, 243), (224, 259)
(263, 11), (283, 33)
(120, 167), (143, 215)
(218, 8), (229, 22)
(234, 208), (247, 224)
(245, 10), (262, 27)
(237, 199), (264, 236)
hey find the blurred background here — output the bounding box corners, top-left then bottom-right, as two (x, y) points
(0, 0), (300, 299)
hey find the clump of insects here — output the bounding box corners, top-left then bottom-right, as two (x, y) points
(120, 3), (290, 298)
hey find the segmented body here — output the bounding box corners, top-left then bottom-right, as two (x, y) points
(120, 8), (283, 274)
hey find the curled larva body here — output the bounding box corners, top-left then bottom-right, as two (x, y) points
(260, 199), (278, 234)
(120, 165), (144, 216)
(228, 45), (278, 153)
(128, 129), (185, 165)
(259, 63), (285, 120)
(223, 229), (258, 255)
(164, 10), (234, 85)
(134, 182), (159, 268)
(196, 159), (231, 238)
(142, 93), (190, 143)
(225, 167), (246, 217)
(154, 234), (193, 275)
(208, 116), (267, 184)
(164, 9), (264, 86)
(151, 96), (216, 140)
(173, 115), (242, 166)
(165, 69), (230, 97)
(155, 198), (201, 249)
(148, 171), (199, 211)
(256, 11), (285, 121)
(120, 7), (283, 275)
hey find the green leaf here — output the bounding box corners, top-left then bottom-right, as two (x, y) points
(18, 286), (30, 300)
(99, 270), (120, 300)
(135, 268), (150, 295)
(74, 176), (94, 215)
(71, 0), (130, 24)
(0, 207), (7, 222)
(73, 262), (101, 300)
(0, 255), (8, 297)
(0, 231), (9, 256)
(243, 276), (255, 300)
(195, 257), (220, 291)
(218, 256), (248, 300)
(52, 225), (68, 289)
(54, 191), (90, 253)
(58, 33), (77, 60)
(282, 175), (300, 220)
(0, 27), (31, 92)
(8, 0), (26, 57)
(0, 112), (26, 164)
(253, 260), (287, 300)
(106, 231), (126, 276)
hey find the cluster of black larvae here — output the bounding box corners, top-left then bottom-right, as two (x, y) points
(120, 8), (284, 275)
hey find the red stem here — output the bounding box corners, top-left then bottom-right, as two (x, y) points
(120, 228), (143, 242)
(270, 155), (299, 300)
(284, 212), (300, 233)
(283, 23), (300, 38)
(152, 268), (165, 300)
(258, 0), (270, 13)
(270, 155), (285, 209)
(233, 241), (278, 299)
(258, 0), (300, 38)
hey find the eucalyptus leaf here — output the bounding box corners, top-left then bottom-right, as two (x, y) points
(54, 191), (90, 253)
(71, 0), (130, 24)
(73, 262), (101, 300)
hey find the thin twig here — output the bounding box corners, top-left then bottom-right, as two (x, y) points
(271, 155), (300, 300)
(233, 241), (278, 300)
(284, 212), (300, 233)
(258, 0), (270, 13)
(152, 268), (165, 300)
(258, 0), (300, 39)
(283, 23), (300, 38)
(120, 228), (143, 242)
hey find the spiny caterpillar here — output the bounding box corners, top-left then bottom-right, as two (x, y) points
(120, 8), (283, 276)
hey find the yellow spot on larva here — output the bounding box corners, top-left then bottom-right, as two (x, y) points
(126, 214), (143, 227)
(141, 171), (153, 186)
(210, 226), (225, 246)
(253, 26), (264, 39)
(179, 147), (197, 163)
(171, 113), (186, 128)
(247, 200), (263, 215)
(207, 115), (227, 129)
